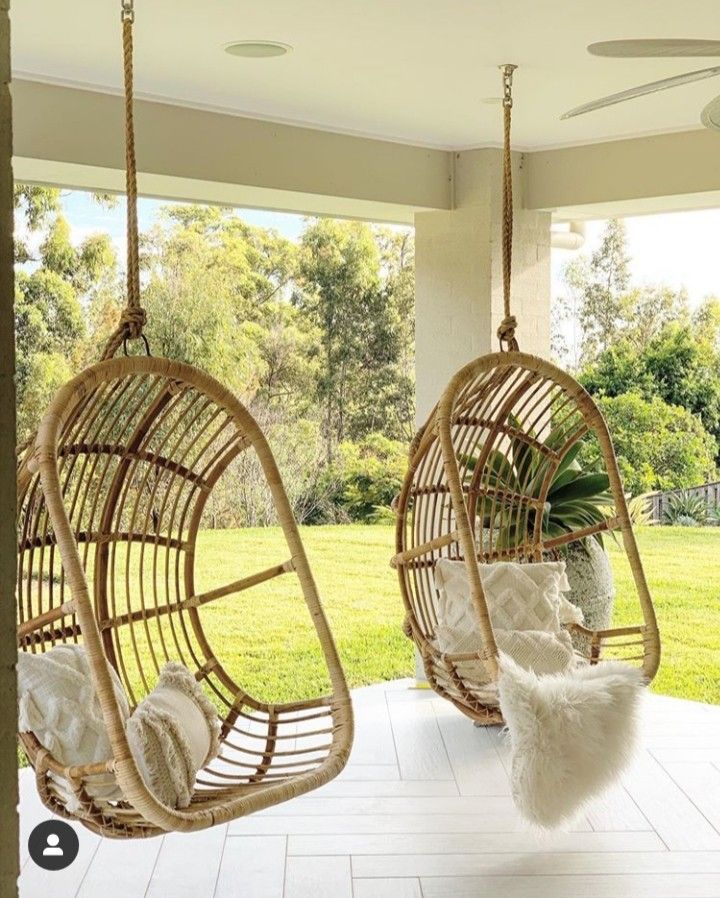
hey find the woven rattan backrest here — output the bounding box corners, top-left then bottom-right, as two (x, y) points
(17, 357), (348, 716)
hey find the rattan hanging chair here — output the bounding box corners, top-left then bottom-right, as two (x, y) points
(392, 67), (660, 725)
(15, 2), (352, 838)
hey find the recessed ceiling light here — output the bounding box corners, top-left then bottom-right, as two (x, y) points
(224, 41), (292, 59)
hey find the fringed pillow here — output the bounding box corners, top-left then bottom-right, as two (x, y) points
(127, 662), (221, 809)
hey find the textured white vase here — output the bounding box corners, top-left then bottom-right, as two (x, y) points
(563, 538), (615, 651)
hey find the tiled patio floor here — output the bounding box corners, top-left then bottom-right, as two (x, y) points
(17, 678), (720, 898)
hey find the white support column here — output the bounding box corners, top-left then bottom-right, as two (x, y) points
(411, 148), (551, 679)
(415, 147), (551, 422)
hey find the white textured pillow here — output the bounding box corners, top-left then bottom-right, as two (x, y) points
(499, 654), (645, 827)
(17, 644), (130, 808)
(434, 558), (581, 633)
(126, 662), (221, 809)
(432, 559), (581, 689)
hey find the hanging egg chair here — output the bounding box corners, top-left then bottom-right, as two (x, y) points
(16, 1), (352, 838)
(392, 66), (660, 725)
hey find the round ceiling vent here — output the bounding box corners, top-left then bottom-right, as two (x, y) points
(224, 41), (292, 59)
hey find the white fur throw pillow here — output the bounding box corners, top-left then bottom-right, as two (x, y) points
(126, 662), (221, 809)
(17, 644), (129, 810)
(498, 653), (645, 828)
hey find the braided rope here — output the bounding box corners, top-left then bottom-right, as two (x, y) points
(102, 1), (147, 360)
(497, 65), (519, 352)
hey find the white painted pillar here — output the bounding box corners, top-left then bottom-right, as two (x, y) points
(411, 148), (551, 679)
(0, 1), (18, 894)
(415, 148), (551, 422)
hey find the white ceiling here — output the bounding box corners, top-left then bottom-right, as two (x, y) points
(10, 0), (720, 150)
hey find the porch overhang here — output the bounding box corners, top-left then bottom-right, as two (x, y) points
(13, 79), (720, 223)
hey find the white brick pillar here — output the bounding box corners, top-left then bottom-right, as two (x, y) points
(411, 148), (551, 679)
(415, 147), (551, 423)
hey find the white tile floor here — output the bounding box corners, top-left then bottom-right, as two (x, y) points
(17, 679), (720, 898)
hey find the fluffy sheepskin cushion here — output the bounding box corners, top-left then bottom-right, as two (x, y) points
(498, 653), (645, 828)
(17, 644), (130, 810)
(126, 662), (221, 809)
(432, 559), (581, 687)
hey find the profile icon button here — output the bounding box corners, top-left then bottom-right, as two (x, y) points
(28, 820), (79, 871)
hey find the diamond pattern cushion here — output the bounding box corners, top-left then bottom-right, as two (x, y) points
(431, 559), (581, 692)
(434, 559), (576, 633)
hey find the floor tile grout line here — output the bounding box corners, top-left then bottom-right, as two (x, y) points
(211, 823), (230, 898)
(384, 689), (404, 776)
(70, 836), (103, 898)
(281, 834), (289, 898)
(617, 753), (661, 835)
(141, 832), (166, 898)
(412, 871), (720, 879)
(658, 756), (720, 840)
(432, 702), (470, 798)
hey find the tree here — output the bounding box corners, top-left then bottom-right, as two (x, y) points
(140, 206), (301, 398)
(582, 393), (717, 495)
(13, 189), (121, 442)
(296, 219), (415, 459)
(322, 432), (408, 522)
(13, 185), (61, 264)
(693, 296), (720, 347)
(579, 323), (720, 458)
(575, 219), (631, 361)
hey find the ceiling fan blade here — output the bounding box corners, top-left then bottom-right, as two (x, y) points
(701, 94), (720, 130)
(589, 39), (720, 58)
(561, 66), (720, 119)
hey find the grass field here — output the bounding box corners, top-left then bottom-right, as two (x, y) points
(189, 524), (719, 707)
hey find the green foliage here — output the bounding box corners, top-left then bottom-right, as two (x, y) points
(625, 495), (655, 527)
(12, 188), (416, 525)
(565, 219), (631, 362)
(466, 419), (613, 548)
(558, 220), (691, 369)
(325, 433), (407, 523)
(580, 325), (720, 452)
(662, 491), (709, 526)
(585, 393), (718, 495)
(296, 219), (415, 458)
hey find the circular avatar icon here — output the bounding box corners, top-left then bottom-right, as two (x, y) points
(28, 819), (80, 871)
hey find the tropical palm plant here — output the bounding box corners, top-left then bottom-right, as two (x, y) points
(465, 416), (613, 550)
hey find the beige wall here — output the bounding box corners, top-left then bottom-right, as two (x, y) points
(0, 1), (18, 895)
(414, 148), (551, 423)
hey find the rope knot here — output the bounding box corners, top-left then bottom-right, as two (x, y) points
(497, 315), (519, 351)
(120, 305), (146, 338)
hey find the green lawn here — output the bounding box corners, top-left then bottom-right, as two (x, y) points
(607, 526), (720, 705)
(191, 524), (720, 707)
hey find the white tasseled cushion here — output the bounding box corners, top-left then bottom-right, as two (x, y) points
(126, 662), (221, 809)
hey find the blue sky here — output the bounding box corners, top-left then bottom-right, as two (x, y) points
(61, 190), (720, 310)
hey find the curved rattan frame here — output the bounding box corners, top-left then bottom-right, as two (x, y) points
(393, 351), (660, 725)
(17, 356), (353, 837)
